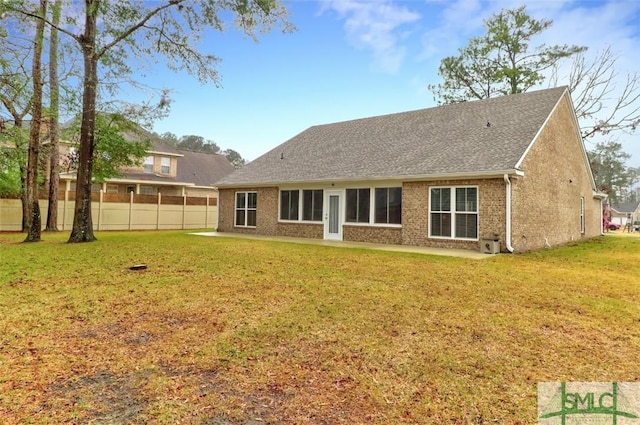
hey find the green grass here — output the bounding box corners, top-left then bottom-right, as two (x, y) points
(1, 231), (639, 424)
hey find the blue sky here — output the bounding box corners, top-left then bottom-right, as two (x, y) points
(149, 0), (640, 166)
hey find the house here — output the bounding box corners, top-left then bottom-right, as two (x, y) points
(215, 87), (606, 252)
(54, 123), (235, 198)
(609, 202), (640, 228)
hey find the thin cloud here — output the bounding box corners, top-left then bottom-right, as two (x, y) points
(320, 0), (420, 73)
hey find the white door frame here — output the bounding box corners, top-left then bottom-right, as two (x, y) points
(324, 190), (343, 240)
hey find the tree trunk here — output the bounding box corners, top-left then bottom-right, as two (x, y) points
(68, 0), (98, 243)
(45, 0), (62, 232)
(24, 0), (47, 243)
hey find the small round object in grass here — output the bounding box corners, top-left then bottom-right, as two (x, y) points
(129, 264), (147, 270)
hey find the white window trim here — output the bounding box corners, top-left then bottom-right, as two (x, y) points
(429, 185), (479, 241)
(580, 197), (585, 234)
(344, 186), (403, 228)
(278, 189), (324, 223)
(234, 191), (257, 228)
(160, 157), (171, 174)
(278, 189), (300, 222)
(143, 156), (154, 173)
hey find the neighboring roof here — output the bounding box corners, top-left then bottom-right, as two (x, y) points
(611, 202), (640, 214)
(176, 150), (235, 186)
(108, 150), (234, 187)
(217, 86), (570, 187)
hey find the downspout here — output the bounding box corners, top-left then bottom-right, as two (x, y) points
(503, 174), (514, 253)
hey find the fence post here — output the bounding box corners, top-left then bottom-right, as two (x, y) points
(98, 190), (103, 231)
(129, 190), (134, 230)
(157, 192), (161, 230)
(62, 184), (68, 231)
(182, 194), (187, 230)
(205, 195), (210, 229)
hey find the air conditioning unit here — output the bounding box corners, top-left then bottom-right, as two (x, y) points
(480, 239), (500, 254)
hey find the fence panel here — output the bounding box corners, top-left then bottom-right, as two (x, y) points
(0, 191), (218, 231)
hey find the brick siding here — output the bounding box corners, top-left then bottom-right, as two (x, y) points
(510, 93), (602, 251)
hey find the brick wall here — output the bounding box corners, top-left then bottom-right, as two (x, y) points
(511, 92), (602, 251)
(402, 179), (505, 251)
(217, 187), (279, 235)
(344, 225), (402, 245)
(219, 187), (325, 238)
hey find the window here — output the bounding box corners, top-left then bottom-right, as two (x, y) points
(143, 156), (154, 173)
(430, 186), (478, 239)
(235, 191), (257, 227)
(140, 185), (156, 195)
(126, 185), (136, 194)
(303, 189), (323, 221)
(280, 190), (299, 221)
(106, 184), (119, 194)
(160, 157), (171, 174)
(580, 197), (585, 234)
(346, 188), (370, 223)
(375, 187), (402, 224)
(91, 183), (102, 192)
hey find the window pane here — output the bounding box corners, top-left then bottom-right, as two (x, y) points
(160, 157), (170, 174)
(236, 193), (246, 209)
(236, 210), (245, 226)
(302, 190), (323, 221)
(431, 188), (450, 212)
(455, 213), (478, 238)
(358, 189), (370, 223)
(430, 188), (440, 211)
(291, 191), (299, 219)
(313, 190), (323, 221)
(247, 210), (257, 227)
(302, 190), (312, 221)
(279, 190), (298, 220)
(280, 191), (290, 220)
(144, 156), (154, 173)
(431, 213), (451, 237)
(346, 189), (357, 222)
(456, 187), (477, 212)
(389, 187), (402, 224)
(247, 192), (257, 208)
(375, 188), (388, 223)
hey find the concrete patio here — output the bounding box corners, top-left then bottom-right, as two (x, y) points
(192, 232), (495, 260)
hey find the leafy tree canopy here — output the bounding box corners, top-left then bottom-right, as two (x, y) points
(223, 148), (245, 168)
(428, 5), (586, 104)
(63, 113), (151, 183)
(589, 141), (639, 204)
(177, 134), (220, 154)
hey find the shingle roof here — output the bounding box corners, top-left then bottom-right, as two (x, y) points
(217, 87), (569, 186)
(176, 150), (235, 186)
(611, 202), (640, 213)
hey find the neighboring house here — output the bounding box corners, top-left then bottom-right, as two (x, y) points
(215, 87), (606, 253)
(609, 202), (640, 227)
(54, 124), (235, 198)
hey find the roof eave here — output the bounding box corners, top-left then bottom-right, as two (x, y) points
(215, 169), (525, 189)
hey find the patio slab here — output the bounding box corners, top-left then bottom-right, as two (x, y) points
(191, 232), (495, 260)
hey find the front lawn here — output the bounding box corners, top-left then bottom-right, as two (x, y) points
(1, 231), (639, 424)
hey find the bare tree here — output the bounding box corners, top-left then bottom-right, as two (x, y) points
(550, 46), (640, 141)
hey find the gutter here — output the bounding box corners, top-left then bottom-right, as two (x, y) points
(216, 169), (526, 189)
(503, 174), (514, 253)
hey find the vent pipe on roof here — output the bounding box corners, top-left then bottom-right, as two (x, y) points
(504, 174), (514, 253)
